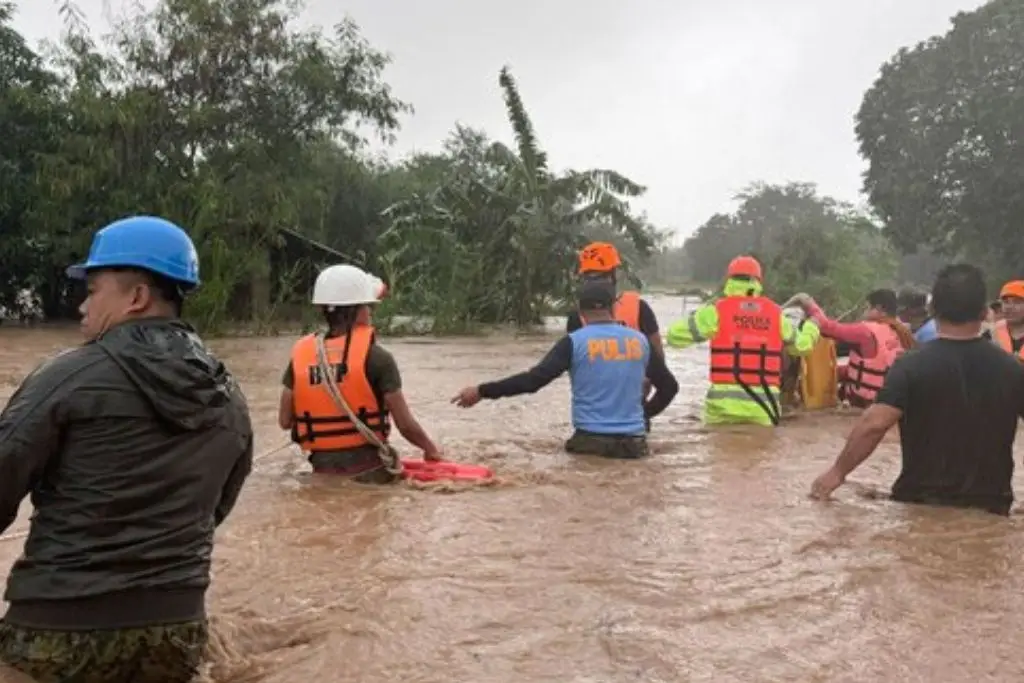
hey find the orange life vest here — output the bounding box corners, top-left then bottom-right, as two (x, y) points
(993, 320), (1024, 361)
(844, 321), (905, 403)
(709, 296), (784, 387)
(614, 291), (641, 330)
(289, 325), (390, 451)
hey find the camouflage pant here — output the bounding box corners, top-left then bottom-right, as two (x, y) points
(565, 430), (649, 459)
(0, 620), (207, 683)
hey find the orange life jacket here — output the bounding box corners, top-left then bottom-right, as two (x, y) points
(709, 296), (784, 387)
(614, 291), (641, 330)
(844, 321), (905, 403)
(993, 320), (1024, 360)
(289, 325), (390, 451)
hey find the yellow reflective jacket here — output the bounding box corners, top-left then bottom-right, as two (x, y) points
(667, 278), (820, 426)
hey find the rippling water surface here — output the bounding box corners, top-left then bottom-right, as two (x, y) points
(1, 296), (1022, 682)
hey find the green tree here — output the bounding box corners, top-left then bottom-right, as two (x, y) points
(4, 0), (407, 327)
(2, 4), (662, 333)
(682, 182), (898, 312)
(0, 1), (64, 314)
(381, 67), (659, 330)
(856, 0), (1024, 284)
(637, 244), (693, 291)
(897, 247), (947, 287)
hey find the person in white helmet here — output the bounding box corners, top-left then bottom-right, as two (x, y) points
(278, 264), (440, 482)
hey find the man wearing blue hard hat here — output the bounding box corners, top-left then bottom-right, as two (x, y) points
(0, 216), (254, 683)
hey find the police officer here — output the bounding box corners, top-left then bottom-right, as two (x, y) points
(0, 217), (253, 682)
(665, 255), (820, 426)
(452, 280), (678, 458)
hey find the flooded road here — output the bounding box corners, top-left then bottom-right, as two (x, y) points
(2, 295), (1023, 682)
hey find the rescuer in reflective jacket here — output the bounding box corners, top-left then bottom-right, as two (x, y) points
(278, 264), (440, 482)
(665, 255), (820, 426)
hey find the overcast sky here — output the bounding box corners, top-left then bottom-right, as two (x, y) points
(12, 0), (984, 240)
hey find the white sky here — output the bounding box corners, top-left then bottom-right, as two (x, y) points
(11, 0), (985, 239)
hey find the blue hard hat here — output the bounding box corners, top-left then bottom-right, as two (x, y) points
(66, 216), (200, 288)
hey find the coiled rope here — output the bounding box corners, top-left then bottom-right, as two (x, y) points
(313, 332), (401, 475)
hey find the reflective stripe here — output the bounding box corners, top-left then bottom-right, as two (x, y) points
(706, 386), (781, 402)
(688, 313), (704, 342)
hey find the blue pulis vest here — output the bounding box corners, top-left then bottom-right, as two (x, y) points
(568, 322), (650, 436)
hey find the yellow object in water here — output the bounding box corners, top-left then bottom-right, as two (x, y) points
(799, 337), (838, 410)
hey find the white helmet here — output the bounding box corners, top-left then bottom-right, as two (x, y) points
(312, 264), (385, 306)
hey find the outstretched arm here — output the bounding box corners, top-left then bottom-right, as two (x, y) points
(810, 359), (908, 498)
(803, 299), (876, 357)
(478, 336), (573, 400)
(783, 316), (821, 357)
(666, 304), (718, 349)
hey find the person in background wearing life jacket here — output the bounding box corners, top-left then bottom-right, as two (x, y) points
(0, 217), (253, 683)
(451, 280), (678, 458)
(811, 264), (1024, 515)
(665, 255), (820, 427)
(793, 289), (915, 409)
(992, 280), (1024, 361)
(570, 241), (662, 355)
(278, 264), (441, 482)
(897, 289), (937, 343)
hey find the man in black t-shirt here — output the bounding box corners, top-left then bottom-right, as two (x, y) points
(811, 264), (1024, 515)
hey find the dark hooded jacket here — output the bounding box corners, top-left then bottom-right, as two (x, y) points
(0, 319), (253, 630)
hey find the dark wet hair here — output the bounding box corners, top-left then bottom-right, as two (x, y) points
(931, 264), (987, 324)
(324, 306), (360, 331)
(111, 268), (184, 316)
(577, 280), (616, 312)
(897, 288), (927, 311)
(866, 289), (898, 316)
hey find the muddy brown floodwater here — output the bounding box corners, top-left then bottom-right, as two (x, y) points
(2, 295), (1024, 682)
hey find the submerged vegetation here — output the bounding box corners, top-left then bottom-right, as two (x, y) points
(0, 0), (1018, 332)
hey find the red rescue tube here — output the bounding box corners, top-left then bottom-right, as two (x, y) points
(400, 458), (493, 482)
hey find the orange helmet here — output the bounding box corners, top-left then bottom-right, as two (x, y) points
(578, 242), (621, 274)
(999, 280), (1024, 300)
(726, 255), (762, 281)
